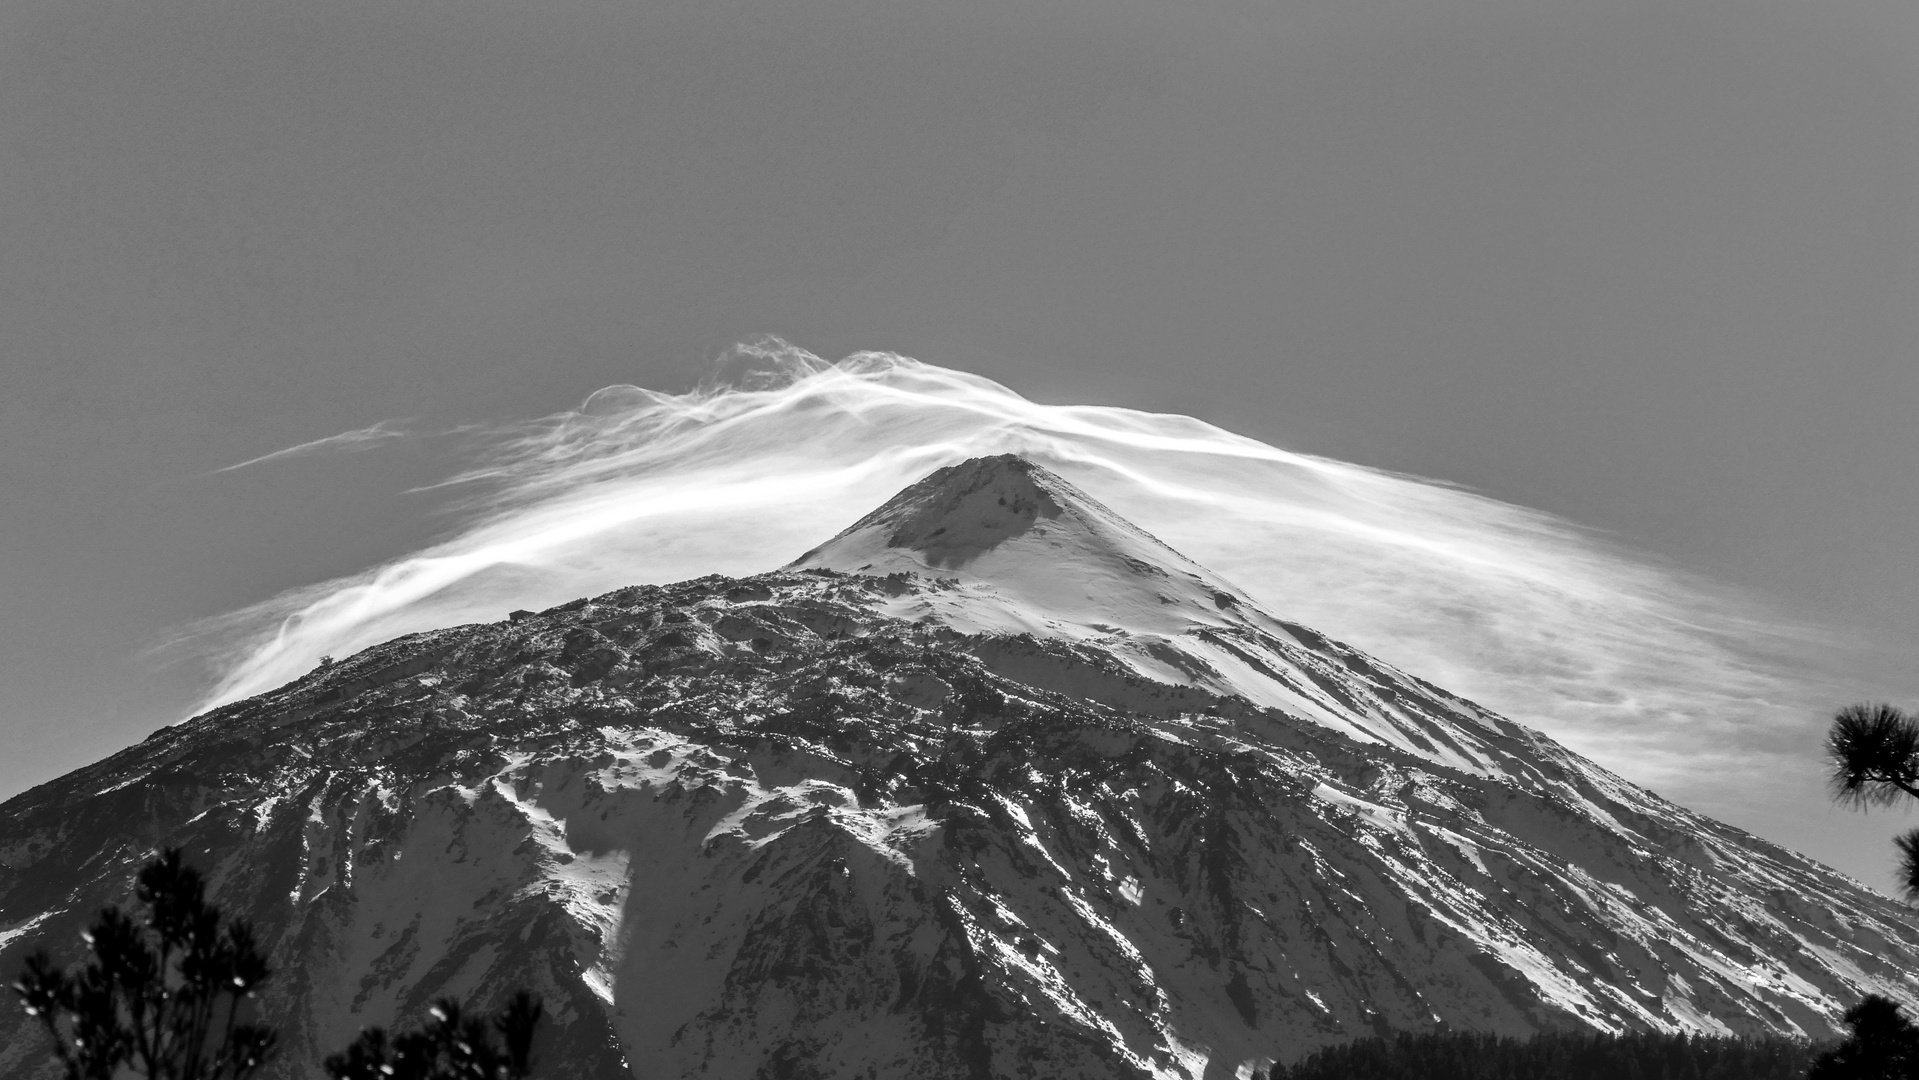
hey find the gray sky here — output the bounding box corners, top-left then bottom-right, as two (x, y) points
(4, 0), (1918, 886)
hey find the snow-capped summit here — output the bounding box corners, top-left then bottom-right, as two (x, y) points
(3, 459), (1917, 1080)
(802, 457), (1508, 769)
(791, 454), (1259, 637)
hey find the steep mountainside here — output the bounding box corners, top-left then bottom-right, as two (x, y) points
(2, 456), (1914, 1080)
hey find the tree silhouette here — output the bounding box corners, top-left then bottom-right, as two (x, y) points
(1826, 703), (1919, 898)
(1808, 994), (1919, 1080)
(323, 992), (543, 1080)
(10, 848), (276, 1080)
(1263, 1028), (1819, 1079)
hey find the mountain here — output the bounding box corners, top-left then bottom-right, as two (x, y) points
(3, 455), (1915, 1080)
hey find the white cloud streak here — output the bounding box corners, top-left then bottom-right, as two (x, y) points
(210, 419), (410, 474)
(183, 340), (1840, 816)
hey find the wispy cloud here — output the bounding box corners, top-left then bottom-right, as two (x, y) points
(177, 338), (1845, 832)
(209, 419), (411, 474)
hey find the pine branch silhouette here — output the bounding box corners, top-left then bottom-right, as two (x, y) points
(10, 848), (276, 1080)
(324, 991), (543, 1080)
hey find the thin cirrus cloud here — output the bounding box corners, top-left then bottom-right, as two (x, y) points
(209, 419), (412, 474)
(181, 338), (1837, 817)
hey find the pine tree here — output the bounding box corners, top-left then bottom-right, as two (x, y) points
(9, 848), (276, 1080)
(323, 993), (543, 1080)
(13, 848), (544, 1080)
(1808, 994), (1919, 1079)
(1826, 703), (1919, 898)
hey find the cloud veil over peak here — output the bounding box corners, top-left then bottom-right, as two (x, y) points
(188, 340), (1827, 818)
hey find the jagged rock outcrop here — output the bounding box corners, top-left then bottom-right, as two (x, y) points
(2, 456), (1914, 1079)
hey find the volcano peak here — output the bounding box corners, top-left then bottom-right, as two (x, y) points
(5, 458), (1912, 1078)
(795, 455), (1079, 569)
(789, 454), (1258, 636)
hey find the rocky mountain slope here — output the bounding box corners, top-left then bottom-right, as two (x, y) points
(3, 455), (1915, 1080)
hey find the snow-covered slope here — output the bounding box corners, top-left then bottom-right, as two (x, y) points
(794, 455), (1516, 772)
(791, 454), (1264, 638)
(3, 456), (1915, 1080)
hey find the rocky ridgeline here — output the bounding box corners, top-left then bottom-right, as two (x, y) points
(2, 458), (1916, 1080)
